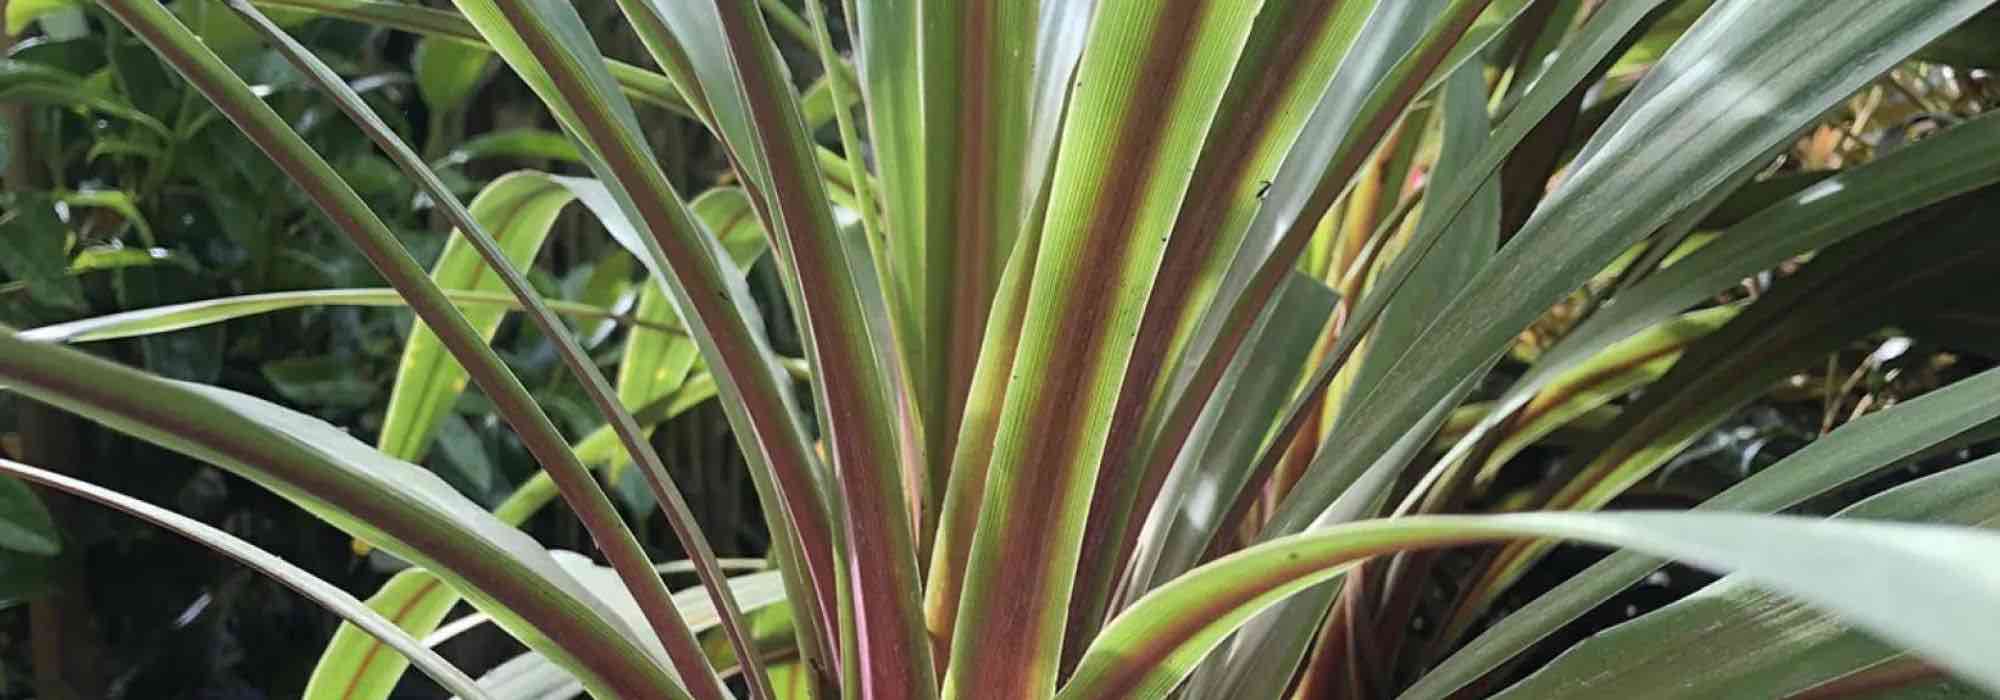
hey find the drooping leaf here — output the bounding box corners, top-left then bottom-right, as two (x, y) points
(307, 369), (750, 700)
(0, 332), (677, 697)
(449, 556), (791, 700)
(1491, 452), (2000, 699)
(1060, 511), (2000, 700)
(0, 458), (491, 700)
(1446, 198), (2000, 640)
(1406, 370), (2000, 699)
(1465, 305), (1740, 490)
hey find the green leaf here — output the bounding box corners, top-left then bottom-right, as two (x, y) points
(261, 187), (769, 700)
(261, 354), (380, 410)
(1167, 3), (1506, 693)
(441, 2), (842, 673)
(0, 58), (172, 137)
(5, 0), (80, 34)
(1069, 0), (1384, 661)
(846, 0), (1045, 512)
(1123, 272), (1338, 598)
(1917, 5), (2000, 68)
(920, 0), (1100, 662)
(1491, 452), (2000, 699)
(305, 372), (745, 700)
(117, 264), (224, 383)
(0, 548), (52, 610)
(456, 556), (791, 697)
(649, 2), (934, 692)
(56, 190), (155, 245)
(601, 187), (766, 482)
(0, 332), (679, 697)
(1060, 511), (2000, 700)
(1256, 0), (1992, 543)
(97, 3), (709, 695)
(0, 458), (489, 700)
(1222, 0), (1646, 542)
(944, 2), (1270, 697)
(376, 172), (572, 464)
(924, 224), (1042, 669)
(1448, 199), (2000, 639)
(305, 567), (464, 700)
(414, 36), (494, 114)
(70, 245), (191, 275)
(0, 476), (58, 556)
(20, 287), (651, 344)
(245, 0), (696, 115)
(430, 412), (497, 500)
(1407, 367), (2000, 700)
(1464, 305), (1740, 490)
(434, 128), (585, 168)
(225, 3), (792, 693)
(1175, 58), (1503, 692)
(1438, 110), (2000, 493)
(1128, 0), (1501, 608)
(0, 195), (84, 311)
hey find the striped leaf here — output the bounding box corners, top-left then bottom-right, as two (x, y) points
(1443, 198), (2000, 645)
(245, 0), (694, 114)
(1491, 455), (2000, 699)
(442, 0), (843, 678)
(1064, 0), (1379, 658)
(1059, 511), (2000, 700)
(0, 459), (489, 700)
(642, 3), (933, 693)
(1255, 0), (1992, 543)
(942, 2), (1268, 697)
(0, 333), (675, 698)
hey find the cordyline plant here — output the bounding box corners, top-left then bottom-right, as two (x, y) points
(6, 0), (2000, 698)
